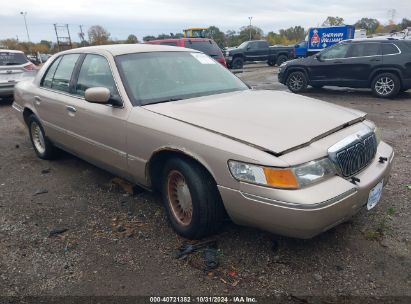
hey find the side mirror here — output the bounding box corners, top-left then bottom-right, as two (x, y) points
(85, 87), (110, 104)
(246, 46), (251, 50)
(315, 54), (322, 61)
(295, 44), (299, 48)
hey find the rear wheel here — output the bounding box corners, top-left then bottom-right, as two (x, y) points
(286, 71), (308, 93)
(161, 157), (225, 239)
(371, 73), (400, 98)
(231, 57), (244, 69)
(276, 55), (288, 66)
(28, 114), (57, 159)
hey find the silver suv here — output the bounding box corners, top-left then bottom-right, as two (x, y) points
(0, 49), (36, 98)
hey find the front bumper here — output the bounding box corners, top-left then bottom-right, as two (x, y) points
(278, 69), (286, 84)
(218, 141), (394, 239)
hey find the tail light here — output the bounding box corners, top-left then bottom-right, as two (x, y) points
(23, 63), (35, 71)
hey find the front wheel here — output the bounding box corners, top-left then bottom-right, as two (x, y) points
(161, 158), (225, 239)
(371, 73), (400, 98)
(28, 114), (57, 159)
(286, 71), (308, 93)
(231, 57), (244, 69)
(276, 55), (288, 66)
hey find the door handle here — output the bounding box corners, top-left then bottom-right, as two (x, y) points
(66, 106), (77, 113)
(370, 58), (381, 62)
(34, 96), (41, 105)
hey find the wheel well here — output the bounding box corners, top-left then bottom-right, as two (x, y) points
(147, 150), (217, 192)
(23, 108), (34, 126)
(370, 70), (403, 87)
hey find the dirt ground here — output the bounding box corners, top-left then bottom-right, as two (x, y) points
(0, 64), (410, 300)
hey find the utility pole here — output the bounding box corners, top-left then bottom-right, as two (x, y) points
(248, 16), (253, 41)
(79, 25), (85, 44)
(20, 12), (31, 42)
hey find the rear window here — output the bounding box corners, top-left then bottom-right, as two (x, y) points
(0, 52), (28, 66)
(382, 43), (400, 55)
(348, 43), (381, 57)
(183, 40), (223, 59)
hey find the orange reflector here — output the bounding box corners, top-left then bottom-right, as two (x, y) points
(263, 168), (299, 189)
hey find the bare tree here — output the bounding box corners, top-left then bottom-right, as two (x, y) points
(88, 25), (110, 45)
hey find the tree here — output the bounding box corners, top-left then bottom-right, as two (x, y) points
(399, 18), (411, 30)
(238, 26), (263, 42)
(355, 18), (380, 35)
(143, 35), (156, 42)
(206, 26), (226, 47)
(279, 26), (306, 42)
(322, 16), (345, 26)
(88, 25), (110, 45)
(126, 34), (138, 44)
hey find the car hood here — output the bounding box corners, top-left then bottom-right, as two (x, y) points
(143, 90), (366, 155)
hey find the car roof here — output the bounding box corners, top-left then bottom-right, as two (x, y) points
(60, 43), (198, 56)
(0, 49), (24, 53)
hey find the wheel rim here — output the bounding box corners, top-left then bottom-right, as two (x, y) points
(30, 121), (46, 154)
(233, 60), (242, 69)
(288, 74), (304, 91)
(167, 170), (193, 226)
(375, 77), (395, 96)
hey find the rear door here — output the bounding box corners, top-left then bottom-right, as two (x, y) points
(341, 42), (382, 86)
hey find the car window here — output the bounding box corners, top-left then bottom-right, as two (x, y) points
(51, 54), (80, 93)
(320, 43), (350, 60)
(42, 56), (62, 88)
(248, 42), (259, 50)
(382, 43), (400, 55)
(183, 40), (223, 58)
(160, 42), (178, 46)
(258, 41), (268, 48)
(348, 43), (381, 57)
(0, 52), (28, 66)
(75, 54), (117, 97)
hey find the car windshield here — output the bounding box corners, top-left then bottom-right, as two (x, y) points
(238, 41), (249, 49)
(116, 52), (248, 106)
(183, 40), (223, 58)
(0, 52), (28, 66)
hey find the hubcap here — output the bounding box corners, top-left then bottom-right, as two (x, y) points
(288, 74), (304, 91)
(31, 121), (46, 154)
(375, 77), (394, 96)
(167, 170), (193, 226)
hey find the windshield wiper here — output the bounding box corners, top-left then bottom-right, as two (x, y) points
(146, 98), (182, 105)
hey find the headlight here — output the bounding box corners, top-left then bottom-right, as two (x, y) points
(228, 158), (336, 189)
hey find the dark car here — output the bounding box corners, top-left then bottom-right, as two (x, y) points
(224, 40), (295, 69)
(278, 39), (411, 98)
(145, 38), (226, 67)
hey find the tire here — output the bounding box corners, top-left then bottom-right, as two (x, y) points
(371, 73), (401, 98)
(276, 55), (288, 66)
(267, 60), (275, 66)
(286, 71), (308, 93)
(28, 114), (57, 159)
(231, 57), (244, 69)
(161, 157), (225, 239)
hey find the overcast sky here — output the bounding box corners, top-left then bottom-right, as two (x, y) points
(1, 0), (410, 42)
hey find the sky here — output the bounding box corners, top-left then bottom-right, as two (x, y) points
(0, 0), (410, 42)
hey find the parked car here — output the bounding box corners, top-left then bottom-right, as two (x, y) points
(0, 49), (36, 98)
(145, 38), (226, 67)
(279, 39), (411, 98)
(224, 40), (295, 69)
(13, 44), (393, 239)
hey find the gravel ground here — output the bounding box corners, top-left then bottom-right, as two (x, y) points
(0, 65), (410, 300)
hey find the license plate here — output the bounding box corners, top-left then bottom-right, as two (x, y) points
(367, 180), (383, 210)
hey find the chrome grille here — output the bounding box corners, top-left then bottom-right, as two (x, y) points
(328, 129), (378, 177)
